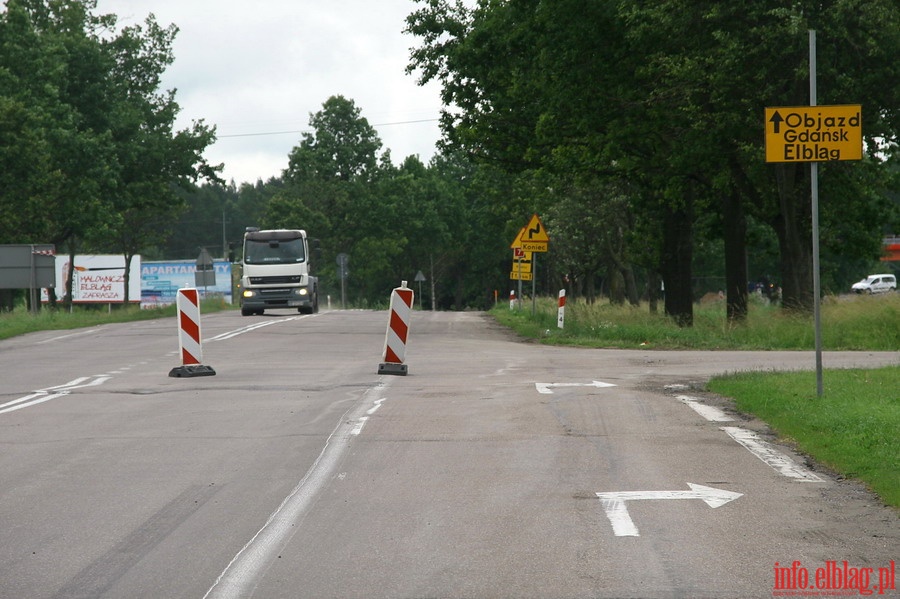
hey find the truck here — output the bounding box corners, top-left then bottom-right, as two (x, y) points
(239, 227), (319, 316)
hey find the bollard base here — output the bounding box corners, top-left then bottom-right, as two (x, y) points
(169, 365), (217, 378)
(378, 362), (408, 376)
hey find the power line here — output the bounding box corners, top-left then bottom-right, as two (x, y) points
(218, 118), (440, 139)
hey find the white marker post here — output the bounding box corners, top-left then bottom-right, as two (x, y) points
(557, 289), (566, 329)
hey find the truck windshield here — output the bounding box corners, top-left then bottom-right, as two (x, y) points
(244, 238), (306, 264)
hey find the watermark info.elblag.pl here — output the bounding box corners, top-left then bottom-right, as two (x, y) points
(773, 560), (896, 596)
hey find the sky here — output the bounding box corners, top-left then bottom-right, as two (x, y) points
(96, 0), (444, 185)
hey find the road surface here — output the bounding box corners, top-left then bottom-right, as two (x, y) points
(0, 309), (896, 598)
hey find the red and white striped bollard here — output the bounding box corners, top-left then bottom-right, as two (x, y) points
(169, 288), (216, 377)
(378, 281), (414, 376)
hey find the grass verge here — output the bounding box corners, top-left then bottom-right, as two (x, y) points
(708, 368), (900, 509)
(0, 298), (232, 342)
(492, 292), (899, 350)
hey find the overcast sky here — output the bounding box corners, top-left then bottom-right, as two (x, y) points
(96, 0), (444, 185)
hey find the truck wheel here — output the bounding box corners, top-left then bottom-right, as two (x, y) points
(241, 308), (252, 316)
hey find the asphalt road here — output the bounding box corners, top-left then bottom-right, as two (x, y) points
(0, 309), (896, 599)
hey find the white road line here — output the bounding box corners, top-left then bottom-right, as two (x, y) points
(722, 426), (824, 482)
(350, 398), (387, 436)
(0, 375), (112, 415)
(676, 395), (733, 422)
(207, 315), (309, 342)
(35, 328), (101, 344)
(203, 381), (391, 599)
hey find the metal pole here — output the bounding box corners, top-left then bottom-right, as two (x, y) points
(517, 261), (523, 312)
(809, 30), (824, 398)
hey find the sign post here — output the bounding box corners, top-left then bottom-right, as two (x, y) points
(510, 214), (550, 315)
(765, 31), (861, 397)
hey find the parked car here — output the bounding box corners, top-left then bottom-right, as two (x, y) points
(851, 274), (897, 294)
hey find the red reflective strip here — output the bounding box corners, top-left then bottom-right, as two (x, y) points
(384, 346), (402, 364)
(180, 312), (200, 344)
(389, 310), (408, 342)
(396, 289), (413, 308)
(181, 288), (199, 306)
(182, 348), (200, 365)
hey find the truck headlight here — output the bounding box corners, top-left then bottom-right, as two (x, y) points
(242, 290), (255, 298)
(294, 288), (308, 296)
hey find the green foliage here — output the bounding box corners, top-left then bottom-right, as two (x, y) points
(0, 0), (218, 307)
(407, 0), (900, 320)
(708, 368), (900, 508)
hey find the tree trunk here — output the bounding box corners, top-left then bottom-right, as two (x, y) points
(723, 187), (748, 323)
(661, 204), (693, 327)
(647, 271), (660, 314)
(772, 164), (813, 312)
(607, 260), (625, 305)
(64, 242), (77, 312)
(123, 252), (133, 305)
(622, 265), (640, 307)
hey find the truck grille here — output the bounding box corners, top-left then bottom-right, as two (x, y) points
(249, 275), (301, 285)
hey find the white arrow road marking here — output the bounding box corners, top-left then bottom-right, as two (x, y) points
(675, 395), (733, 422)
(0, 375), (112, 415)
(535, 380), (616, 394)
(722, 427), (824, 482)
(596, 483), (743, 537)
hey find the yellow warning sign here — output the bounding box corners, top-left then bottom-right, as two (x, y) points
(510, 214), (550, 252)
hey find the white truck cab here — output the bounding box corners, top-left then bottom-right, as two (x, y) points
(240, 228), (318, 316)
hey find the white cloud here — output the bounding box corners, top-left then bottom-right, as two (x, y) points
(98, 0), (443, 184)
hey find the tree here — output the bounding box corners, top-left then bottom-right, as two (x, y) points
(275, 96), (390, 301)
(0, 1), (219, 307)
(407, 0), (900, 324)
(100, 12), (220, 302)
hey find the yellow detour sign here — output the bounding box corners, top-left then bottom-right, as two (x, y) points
(510, 249), (532, 280)
(765, 105), (862, 163)
(511, 213), (550, 252)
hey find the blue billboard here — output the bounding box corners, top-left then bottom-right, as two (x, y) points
(141, 260), (232, 308)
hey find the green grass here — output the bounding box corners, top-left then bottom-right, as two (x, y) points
(0, 297), (232, 341)
(493, 292), (900, 350)
(708, 368), (900, 509)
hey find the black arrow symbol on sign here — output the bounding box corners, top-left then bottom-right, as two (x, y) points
(769, 110), (784, 134)
(528, 222), (541, 239)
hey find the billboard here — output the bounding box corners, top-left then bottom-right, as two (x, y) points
(141, 260), (232, 308)
(41, 255), (141, 304)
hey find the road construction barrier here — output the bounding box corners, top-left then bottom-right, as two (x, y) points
(169, 288), (216, 378)
(557, 289), (566, 329)
(378, 281), (414, 376)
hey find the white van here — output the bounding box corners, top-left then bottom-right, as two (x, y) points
(851, 274), (897, 294)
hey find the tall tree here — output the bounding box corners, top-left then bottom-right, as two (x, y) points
(274, 96), (389, 300)
(408, 0), (900, 322)
(99, 12), (219, 302)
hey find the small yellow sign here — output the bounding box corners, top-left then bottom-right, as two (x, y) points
(510, 271), (533, 281)
(765, 105), (862, 163)
(511, 260), (532, 275)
